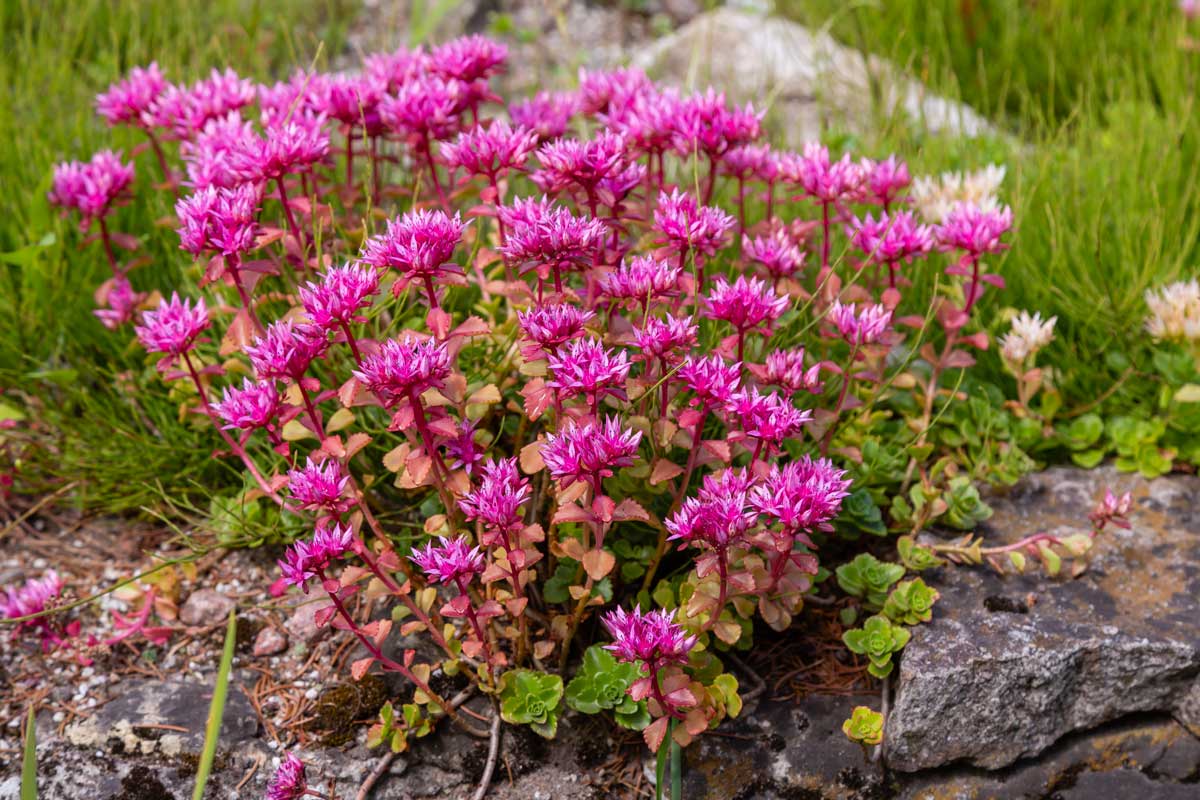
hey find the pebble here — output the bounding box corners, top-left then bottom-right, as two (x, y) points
(252, 626), (288, 657)
(179, 588), (235, 626)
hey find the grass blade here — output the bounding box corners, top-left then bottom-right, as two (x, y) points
(192, 609), (237, 800)
(655, 721), (670, 800)
(21, 706), (36, 800)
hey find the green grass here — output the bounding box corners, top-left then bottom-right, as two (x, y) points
(779, 0), (1200, 410)
(0, 0), (354, 510)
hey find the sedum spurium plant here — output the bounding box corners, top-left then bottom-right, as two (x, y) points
(50, 32), (1032, 792)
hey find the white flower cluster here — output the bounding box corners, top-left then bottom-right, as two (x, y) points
(911, 164), (1006, 224)
(1000, 310), (1057, 364)
(1145, 279), (1200, 343)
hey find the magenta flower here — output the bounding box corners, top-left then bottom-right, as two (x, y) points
(750, 457), (852, 533)
(510, 91), (578, 140)
(179, 112), (258, 189)
(410, 536), (486, 586)
(540, 416), (642, 489)
(257, 70), (331, 126)
(300, 263), (380, 330)
(361, 210), (466, 305)
(498, 203), (605, 287)
(677, 354), (741, 407)
(599, 255), (681, 309)
(1090, 488), (1133, 532)
(860, 155), (911, 208)
(175, 184), (260, 256)
(516, 303), (595, 359)
(379, 75), (467, 142)
(743, 228), (806, 281)
(288, 457), (353, 514)
(602, 605), (697, 669)
(850, 210), (933, 265)
(704, 276), (789, 337)
(441, 119), (537, 180)
(213, 378), (281, 432)
(278, 523), (355, 592)
(49, 150), (135, 221)
(365, 46), (429, 94)
(756, 349), (823, 396)
(653, 189), (735, 260)
(725, 387), (812, 453)
(93, 276), (143, 330)
(135, 293), (210, 359)
(245, 319), (330, 382)
(431, 34), (508, 83)
(546, 338), (631, 410)
(144, 68), (256, 139)
(720, 143), (773, 181)
(460, 457), (531, 544)
(352, 336), (450, 406)
(785, 142), (864, 204)
(2, 571), (63, 622)
(230, 112), (330, 184)
(633, 316), (699, 365)
(531, 132), (639, 206)
(670, 88), (763, 160)
(935, 203), (1013, 257)
(578, 67), (652, 115)
(320, 73), (385, 133)
(265, 754), (308, 800)
(666, 469), (757, 551)
(827, 300), (892, 346)
(96, 63), (167, 127)
(446, 419), (484, 477)
(603, 87), (682, 156)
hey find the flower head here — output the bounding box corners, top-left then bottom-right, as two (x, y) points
(756, 348), (823, 395)
(911, 165), (1005, 224)
(258, 70), (330, 126)
(352, 336), (450, 406)
(532, 132), (639, 203)
(677, 354), (741, 406)
(510, 91), (578, 140)
(213, 378), (281, 432)
(246, 319), (329, 381)
(750, 457), (852, 533)
(785, 142), (864, 204)
(144, 68), (256, 139)
(671, 88), (763, 159)
(319, 73), (386, 133)
(540, 416), (641, 489)
(704, 275), (788, 334)
(278, 523), (354, 591)
(93, 276), (143, 330)
(265, 754), (308, 800)
(179, 112), (258, 189)
(288, 457), (353, 514)
(666, 469), (757, 551)
(49, 150), (135, 220)
(365, 46), (429, 94)
(743, 228), (806, 281)
(175, 184), (260, 256)
(431, 34), (507, 83)
(2, 571), (63, 622)
(634, 316), (699, 364)
(441, 119), (538, 179)
(602, 605), (697, 668)
(380, 75), (467, 142)
(460, 458), (531, 543)
(827, 301), (892, 346)
(1145, 279), (1200, 342)
(725, 388), (812, 452)
(498, 203), (605, 277)
(935, 203), (1013, 257)
(1090, 489), (1133, 532)
(361, 210), (466, 292)
(999, 310), (1057, 364)
(599, 255), (681, 308)
(135, 293), (210, 358)
(653, 189), (735, 258)
(546, 338), (631, 407)
(516, 303), (594, 358)
(603, 87), (683, 155)
(230, 112), (330, 183)
(410, 537), (486, 586)
(96, 63), (168, 127)
(720, 143), (773, 181)
(300, 263), (380, 330)
(859, 155), (911, 207)
(850, 210), (933, 265)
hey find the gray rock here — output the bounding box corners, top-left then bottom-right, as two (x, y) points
(63, 678), (258, 756)
(886, 465), (1200, 771)
(178, 588), (235, 627)
(252, 625), (288, 657)
(633, 7), (996, 145)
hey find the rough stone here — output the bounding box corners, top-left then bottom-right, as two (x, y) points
(252, 625), (288, 657)
(284, 597), (330, 644)
(886, 465), (1200, 771)
(633, 7), (996, 145)
(63, 678), (258, 756)
(178, 588), (235, 627)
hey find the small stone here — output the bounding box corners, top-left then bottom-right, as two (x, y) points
(252, 626), (288, 657)
(179, 589), (235, 627)
(284, 599), (330, 644)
